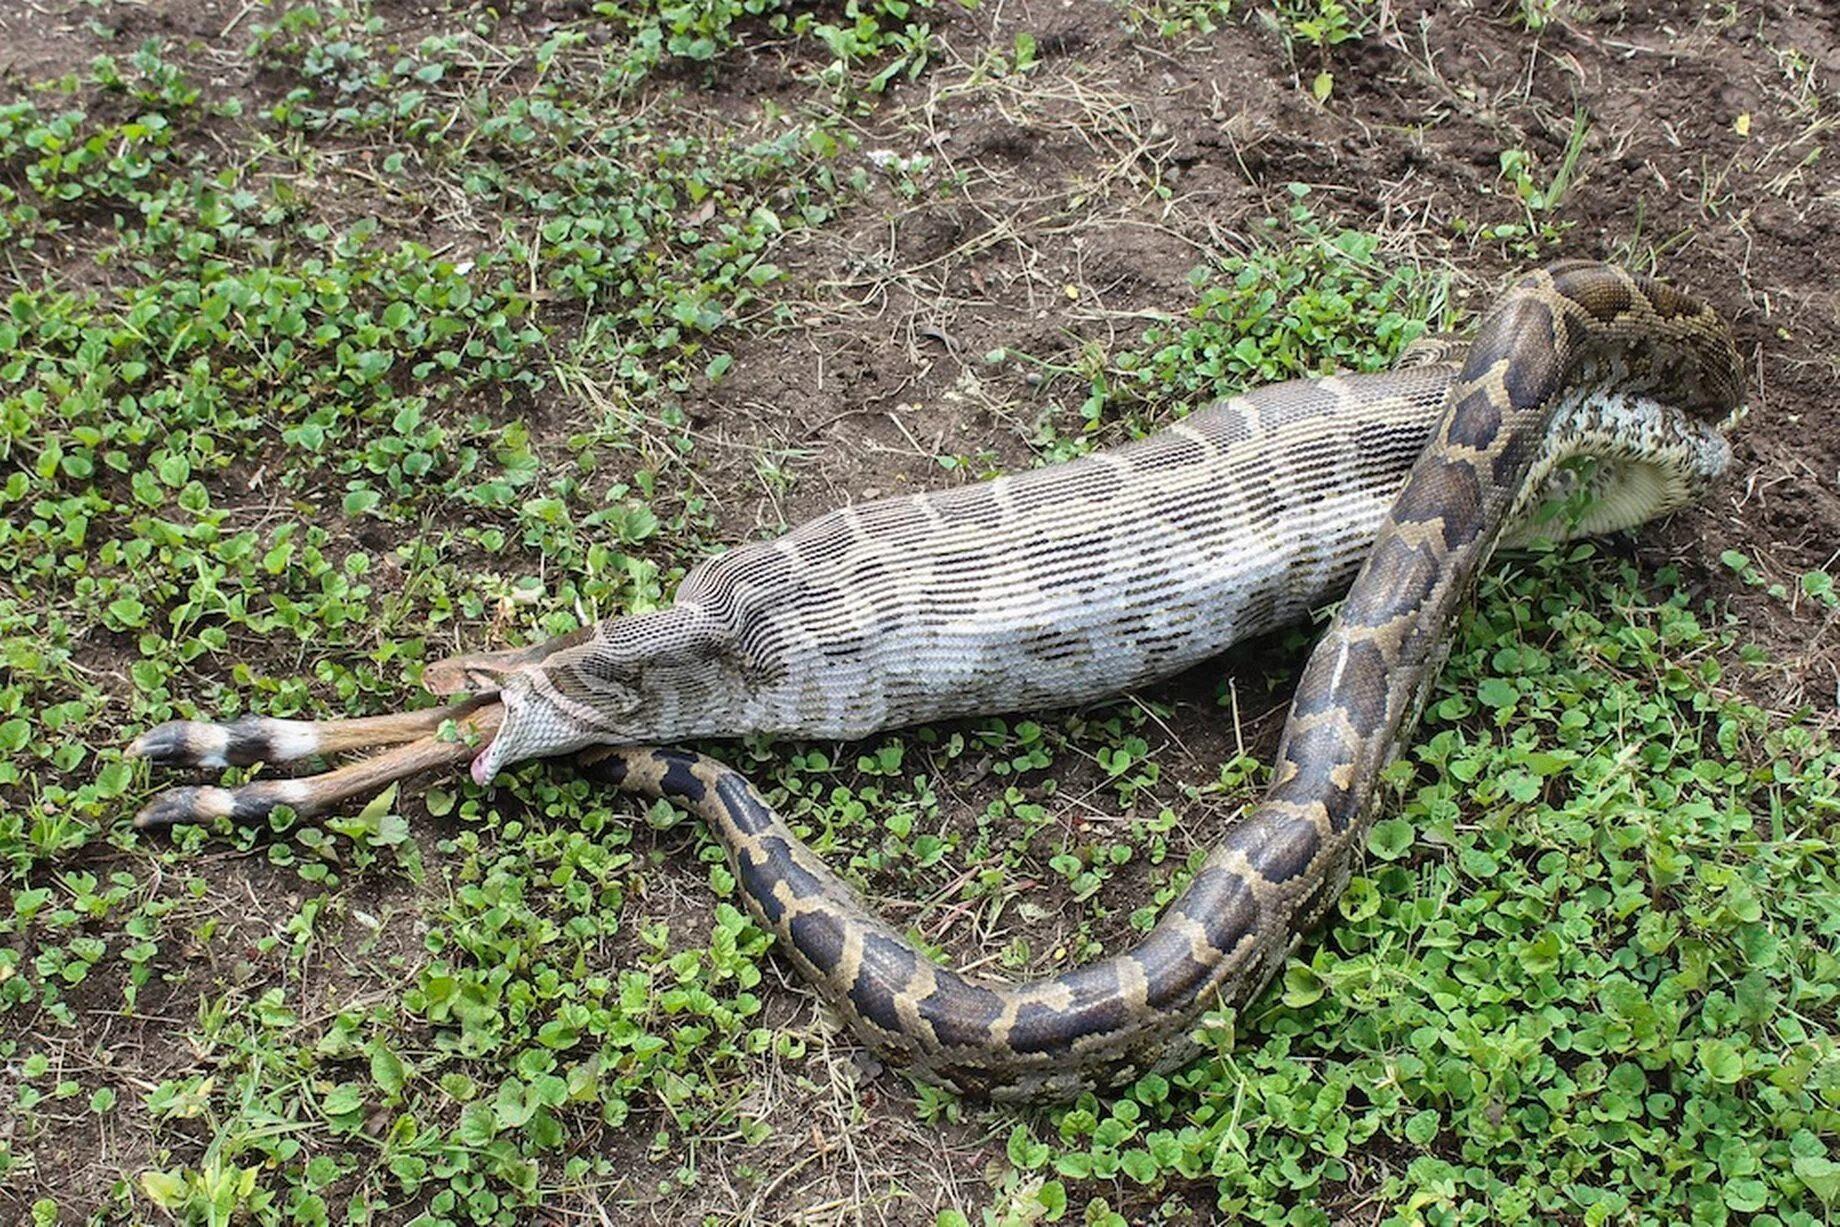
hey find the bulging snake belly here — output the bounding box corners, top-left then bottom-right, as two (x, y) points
(129, 262), (1744, 1100)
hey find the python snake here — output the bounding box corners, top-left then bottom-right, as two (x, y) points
(129, 262), (1743, 1100)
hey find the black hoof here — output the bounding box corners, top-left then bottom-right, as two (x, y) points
(127, 716), (283, 768)
(127, 721), (217, 766)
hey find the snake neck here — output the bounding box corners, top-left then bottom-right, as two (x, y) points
(474, 604), (773, 781)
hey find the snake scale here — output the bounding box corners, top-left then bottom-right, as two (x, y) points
(130, 262), (1744, 1100)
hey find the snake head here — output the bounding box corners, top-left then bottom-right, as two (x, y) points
(461, 606), (752, 784)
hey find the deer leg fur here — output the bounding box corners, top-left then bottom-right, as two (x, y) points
(128, 698), (503, 828)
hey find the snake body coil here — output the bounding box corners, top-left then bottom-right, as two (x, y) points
(582, 263), (1743, 1099)
(132, 263), (1743, 1100)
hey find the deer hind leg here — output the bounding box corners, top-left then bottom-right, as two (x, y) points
(125, 630), (587, 828)
(129, 698), (503, 828)
(129, 694), (495, 768)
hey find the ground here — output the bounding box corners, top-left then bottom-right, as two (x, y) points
(1, 1), (1837, 1225)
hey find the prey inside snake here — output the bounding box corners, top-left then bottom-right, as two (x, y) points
(126, 262), (1744, 1100)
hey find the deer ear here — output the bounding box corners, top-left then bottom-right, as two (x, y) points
(423, 654), (526, 696)
(423, 628), (596, 696)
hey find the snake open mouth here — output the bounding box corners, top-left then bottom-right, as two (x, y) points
(469, 717), (515, 786)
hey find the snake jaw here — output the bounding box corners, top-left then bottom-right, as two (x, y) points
(466, 688), (523, 785)
(465, 669), (611, 785)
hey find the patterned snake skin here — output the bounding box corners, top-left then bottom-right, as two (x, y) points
(130, 263), (1743, 1100)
